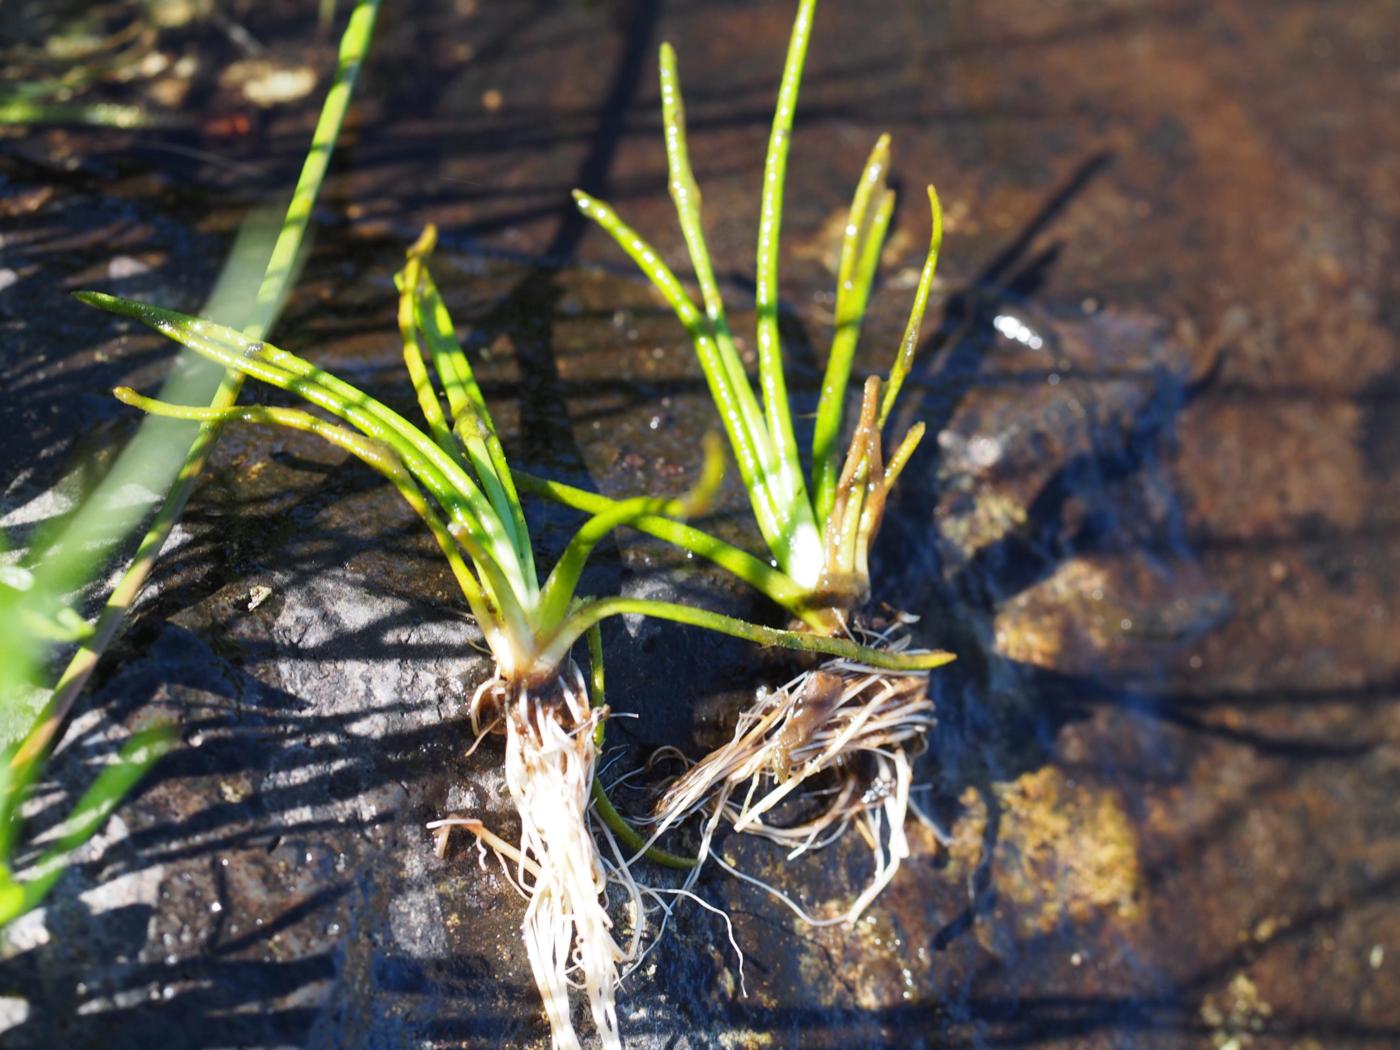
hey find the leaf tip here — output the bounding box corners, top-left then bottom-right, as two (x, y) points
(408, 224), (438, 260)
(73, 289), (141, 321)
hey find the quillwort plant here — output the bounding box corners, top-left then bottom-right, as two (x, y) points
(568, 0), (951, 921)
(82, 224), (948, 1049)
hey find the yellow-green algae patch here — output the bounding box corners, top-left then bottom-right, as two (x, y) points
(946, 767), (1142, 942)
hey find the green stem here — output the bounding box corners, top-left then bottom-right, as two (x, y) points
(587, 624), (608, 749)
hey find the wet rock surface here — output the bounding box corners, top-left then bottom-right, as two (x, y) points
(3, 0), (1398, 1046)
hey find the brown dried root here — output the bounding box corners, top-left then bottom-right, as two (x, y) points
(431, 662), (641, 1050)
(645, 616), (934, 924)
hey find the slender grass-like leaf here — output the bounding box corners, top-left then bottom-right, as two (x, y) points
(513, 471), (834, 631)
(534, 436), (723, 634)
(400, 228), (538, 594)
(656, 44), (786, 549)
(880, 185), (944, 427)
(575, 0), (947, 626)
(812, 134), (893, 525)
(753, 0), (819, 539)
(0, 725), (172, 927)
(545, 597), (953, 677)
(82, 291), (533, 645)
(571, 190), (805, 576)
(0, 98), (179, 129)
(111, 390), (498, 631)
(17, 0), (382, 771)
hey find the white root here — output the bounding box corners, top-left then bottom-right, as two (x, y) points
(647, 618), (936, 926)
(428, 622), (935, 1044)
(437, 661), (637, 1050)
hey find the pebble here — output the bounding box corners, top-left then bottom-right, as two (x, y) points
(108, 256), (151, 281)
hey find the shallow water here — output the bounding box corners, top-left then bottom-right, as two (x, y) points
(2, 1), (1397, 1047)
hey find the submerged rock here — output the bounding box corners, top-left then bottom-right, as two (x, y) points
(3, 0), (1398, 1045)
